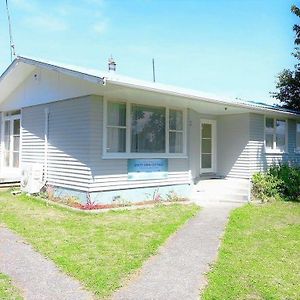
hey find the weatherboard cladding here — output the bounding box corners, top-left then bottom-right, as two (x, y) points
(0, 113), (2, 163)
(248, 113), (300, 173)
(21, 96), (191, 193)
(217, 113), (250, 179)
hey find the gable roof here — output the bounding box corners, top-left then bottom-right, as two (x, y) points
(0, 55), (299, 117)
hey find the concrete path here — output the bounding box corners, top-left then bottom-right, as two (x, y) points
(0, 226), (93, 300)
(113, 204), (241, 300)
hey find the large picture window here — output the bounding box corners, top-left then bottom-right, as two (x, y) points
(104, 101), (186, 156)
(265, 117), (287, 152)
(131, 104), (166, 153)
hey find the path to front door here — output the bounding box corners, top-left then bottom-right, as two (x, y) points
(113, 203), (241, 300)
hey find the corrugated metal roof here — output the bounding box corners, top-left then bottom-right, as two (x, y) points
(3, 56), (300, 116)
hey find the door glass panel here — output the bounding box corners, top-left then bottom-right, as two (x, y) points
(202, 154), (212, 169)
(202, 124), (211, 138)
(3, 118), (20, 168)
(13, 119), (20, 135)
(13, 152), (19, 168)
(202, 139), (212, 153)
(201, 123), (213, 170)
(4, 121), (10, 151)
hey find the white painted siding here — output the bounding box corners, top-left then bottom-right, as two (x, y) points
(248, 113), (300, 174)
(22, 96), (94, 191)
(217, 114), (250, 178)
(0, 113), (2, 170)
(21, 106), (45, 165)
(188, 109), (200, 179)
(0, 67), (103, 111)
(21, 95), (191, 193)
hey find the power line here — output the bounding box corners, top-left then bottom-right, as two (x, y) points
(5, 0), (16, 61)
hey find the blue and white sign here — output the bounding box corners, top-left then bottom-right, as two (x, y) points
(128, 159), (168, 180)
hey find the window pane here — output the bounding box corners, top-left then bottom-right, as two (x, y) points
(266, 118), (274, 129)
(4, 121), (10, 151)
(202, 139), (212, 153)
(13, 152), (19, 168)
(107, 128), (126, 152)
(276, 134), (285, 150)
(131, 104), (165, 153)
(169, 110), (183, 130)
(4, 151), (10, 167)
(202, 124), (212, 138)
(13, 136), (20, 151)
(169, 132), (183, 153)
(297, 132), (300, 148)
(13, 119), (20, 135)
(265, 133), (273, 149)
(202, 154), (212, 169)
(107, 102), (126, 126)
(276, 119), (286, 134)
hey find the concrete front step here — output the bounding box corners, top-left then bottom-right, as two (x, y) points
(192, 178), (250, 205)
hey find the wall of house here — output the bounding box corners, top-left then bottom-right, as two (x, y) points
(21, 95), (192, 202)
(0, 113), (2, 174)
(217, 113), (251, 178)
(248, 113), (300, 174)
(22, 96), (94, 192)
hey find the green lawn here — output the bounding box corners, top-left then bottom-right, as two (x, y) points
(0, 273), (22, 300)
(202, 201), (300, 300)
(0, 192), (199, 298)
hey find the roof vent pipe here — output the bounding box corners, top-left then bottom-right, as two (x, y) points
(108, 56), (116, 72)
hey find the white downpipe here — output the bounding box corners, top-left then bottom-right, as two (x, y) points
(44, 108), (49, 182)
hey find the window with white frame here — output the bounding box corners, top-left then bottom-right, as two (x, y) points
(296, 122), (300, 150)
(105, 101), (185, 156)
(265, 117), (287, 152)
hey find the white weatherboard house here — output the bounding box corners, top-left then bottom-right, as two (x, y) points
(0, 56), (300, 203)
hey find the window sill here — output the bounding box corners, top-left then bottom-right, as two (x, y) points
(264, 150), (288, 155)
(294, 149), (300, 154)
(102, 153), (188, 159)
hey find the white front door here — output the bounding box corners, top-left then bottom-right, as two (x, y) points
(1, 112), (21, 179)
(200, 119), (216, 173)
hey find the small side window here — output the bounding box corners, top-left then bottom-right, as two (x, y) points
(296, 122), (300, 150)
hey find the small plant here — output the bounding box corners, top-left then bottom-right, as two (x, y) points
(152, 187), (163, 202)
(165, 190), (184, 202)
(112, 195), (130, 207)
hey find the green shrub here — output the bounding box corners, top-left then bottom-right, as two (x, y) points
(251, 172), (282, 202)
(252, 163), (300, 202)
(268, 163), (300, 201)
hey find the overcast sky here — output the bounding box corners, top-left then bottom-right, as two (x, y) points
(0, 0), (297, 104)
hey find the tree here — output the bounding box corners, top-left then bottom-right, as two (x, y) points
(273, 5), (300, 111)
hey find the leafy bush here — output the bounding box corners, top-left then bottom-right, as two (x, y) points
(252, 163), (300, 202)
(268, 163), (300, 201)
(251, 172), (282, 202)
